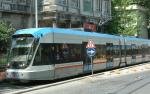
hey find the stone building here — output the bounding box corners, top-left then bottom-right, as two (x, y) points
(0, 0), (34, 29)
(40, 0), (112, 32)
(0, 0), (111, 32)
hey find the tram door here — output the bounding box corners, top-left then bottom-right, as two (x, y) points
(82, 42), (91, 72)
(131, 44), (136, 63)
(119, 39), (127, 66)
(106, 43), (114, 68)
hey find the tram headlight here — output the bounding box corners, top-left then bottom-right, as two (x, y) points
(7, 63), (11, 68)
(19, 62), (27, 69)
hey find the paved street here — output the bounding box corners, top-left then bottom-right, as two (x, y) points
(8, 63), (150, 94)
(0, 83), (31, 94)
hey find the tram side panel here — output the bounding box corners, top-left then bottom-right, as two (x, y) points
(112, 44), (122, 68)
(82, 42), (91, 73)
(22, 32), (150, 80)
(145, 44), (150, 61)
(53, 43), (83, 79)
(91, 37), (122, 71)
(93, 44), (107, 71)
(40, 32), (84, 79)
(30, 43), (55, 80)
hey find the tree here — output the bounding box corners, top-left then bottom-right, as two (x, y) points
(107, 0), (150, 37)
(0, 21), (16, 53)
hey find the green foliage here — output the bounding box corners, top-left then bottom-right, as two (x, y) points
(0, 21), (16, 53)
(107, 0), (150, 36)
(0, 55), (7, 64)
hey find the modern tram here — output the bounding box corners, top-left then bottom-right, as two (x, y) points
(6, 27), (150, 81)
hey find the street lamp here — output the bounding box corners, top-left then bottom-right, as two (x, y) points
(35, 0), (38, 28)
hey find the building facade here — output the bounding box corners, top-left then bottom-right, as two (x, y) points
(0, 0), (33, 29)
(40, 0), (111, 32)
(0, 0), (111, 31)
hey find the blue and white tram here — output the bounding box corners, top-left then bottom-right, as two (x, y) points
(6, 27), (150, 81)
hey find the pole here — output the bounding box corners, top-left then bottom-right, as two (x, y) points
(91, 57), (93, 76)
(35, 0), (38, 28)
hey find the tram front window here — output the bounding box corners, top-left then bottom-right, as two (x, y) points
(7, 37), (35, 69)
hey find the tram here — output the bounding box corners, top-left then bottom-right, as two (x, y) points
(6, 27), (150, 81)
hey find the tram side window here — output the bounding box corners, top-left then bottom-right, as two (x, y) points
(33, 44), (54, 66)
(95, 45), (106, 60)
(68, 44), (82, 62)
(113, 45), (120, 58)
(148, 46), (150, 55)
(126, 45), (131, 56)
(141, 45), (145, 57)
(41, 44), (54, 65)
(33, 43), (82, 65)
(54, 44), (82, 63)
(33, 45), (41, 66)
(131, 44), (136, 59)
(145, 45), (149, 55)
(121, 45), (125, 57)
(106, 43), (113, 61)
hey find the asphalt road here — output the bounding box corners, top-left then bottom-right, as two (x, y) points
(0, 82), (31, 94)
(0, 81), (47, 94)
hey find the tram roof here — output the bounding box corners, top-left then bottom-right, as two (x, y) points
(125, 36), (148, 42)
(13, 27), (120, 39)
(13, 27), (146, 41)
(13, 28), (52, 38)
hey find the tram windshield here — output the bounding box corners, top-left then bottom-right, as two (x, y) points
(7, 36), (36, 69)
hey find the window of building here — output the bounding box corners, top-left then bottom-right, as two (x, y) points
(17, 5), (27, 11)
(4, 0), (12, 3)
(102, 0), (110, 17)
(18, 0), (26, 4)
(43, 0), (55, 5)
(70, 0), (79, 8)
(2, 12), (10, 18)
(83, 0), (93, 12)
(2, 3), (11, 10)
(11, 4), (17, 10)
(96, 0), (102, 12)
(58, 0), (67, 6)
